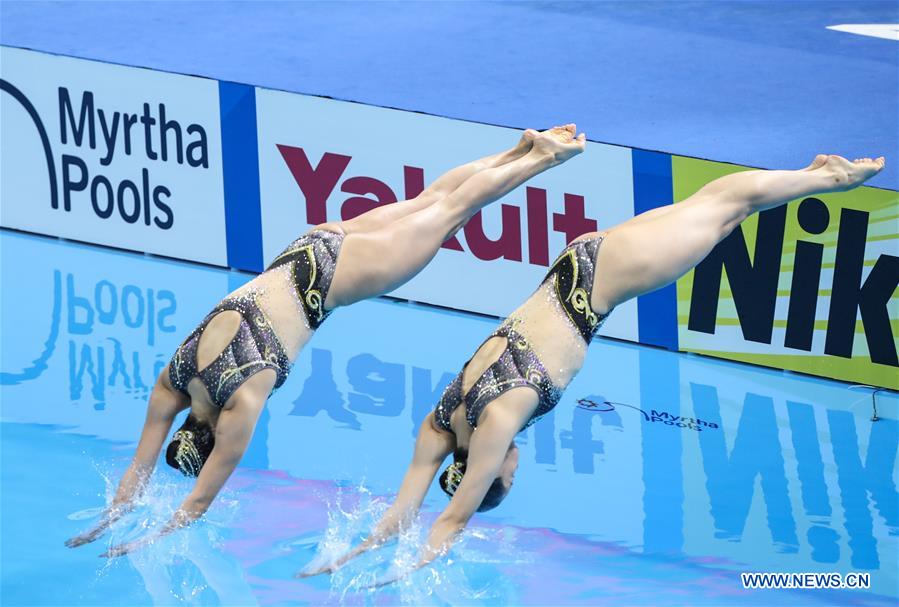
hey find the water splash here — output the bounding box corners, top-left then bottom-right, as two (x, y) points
(294, 483), (523, 606)
(70, 458), (247, 606)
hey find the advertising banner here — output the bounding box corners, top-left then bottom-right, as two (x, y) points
(254, 88), (641, 343)
(0, 47), (227, 266)
(3, 47), (896, 388)
(673, 157), (899, 389)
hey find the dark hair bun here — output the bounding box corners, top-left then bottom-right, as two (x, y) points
(165, 414), (215, 477)
(439, 459), (467, 498)
(438, 454), (509, 511)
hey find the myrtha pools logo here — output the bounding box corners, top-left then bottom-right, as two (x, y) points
(577, 398), (720, 432)
(1, 78), (210, 230)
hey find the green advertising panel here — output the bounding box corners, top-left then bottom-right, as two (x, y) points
(672, 156), (898, 389)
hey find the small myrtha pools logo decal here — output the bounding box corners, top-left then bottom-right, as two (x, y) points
(576, 398), (720, 432)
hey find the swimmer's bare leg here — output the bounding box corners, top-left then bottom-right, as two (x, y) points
(591, 155), (886, 312)
(615, 154), (836, 232)
(326, 126), (586, 307)
(335, 129), (538, 234)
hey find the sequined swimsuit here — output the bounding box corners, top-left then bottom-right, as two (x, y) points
(167, 230), (344, 407)
(264, 229), (344, 330)
(434, 235), (611, 433)
(168, 295), (291, 408)
(542, 235), (613, 343)
(434, 325), (563, 432)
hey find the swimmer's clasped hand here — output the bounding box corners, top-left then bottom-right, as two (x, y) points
(65, 504), (131, 549)
(100, 539), (147, 559)
(100, 529), (168, 558)
(65, 527), (106, 549)
(359, 544), (445, 589)
(295, 565), (334, 579)
(100, 507), (201, 558)
(361, 560), (427, 590)
(296, 534), (390, 579)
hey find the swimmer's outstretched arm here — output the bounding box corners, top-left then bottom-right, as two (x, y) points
(418, 408), (528, 568)
(101, 388), (268, 557)
(367, 405), (530, 587)
(297, 413), (454, 577)
(65, 371), (188, 548)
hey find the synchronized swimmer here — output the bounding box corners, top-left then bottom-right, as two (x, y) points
(65, 122), (884, 581)
(302, 151), (885, 583)
(65, 124), (587, 556)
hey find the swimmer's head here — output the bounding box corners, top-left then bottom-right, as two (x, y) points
(165, 413), (214, 477)
(439, 443), (519, 512)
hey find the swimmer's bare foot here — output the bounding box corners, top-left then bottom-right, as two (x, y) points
(532, 123), (586, 164)
(817, 155), (885, 191)
(511, 129), (539, 160)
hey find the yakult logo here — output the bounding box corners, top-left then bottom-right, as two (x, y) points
(1, 79), (209, 229)
(277, 144), (599, 266)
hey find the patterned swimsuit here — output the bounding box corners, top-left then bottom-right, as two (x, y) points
(167, 230), (344, 408)
(434, 235), (612, 432)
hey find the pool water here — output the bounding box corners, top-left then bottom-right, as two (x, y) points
(1, 229), (896, 606)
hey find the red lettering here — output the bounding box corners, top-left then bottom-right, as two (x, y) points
(441, 234), (464, 251)
(463, 204), (522, 261)
(526, 187), (549, 266)
(277, 145), (350, 224)
(276, 144), (599, 263)
(553, 193), (597, 243)
(404, 166), (425, 199)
